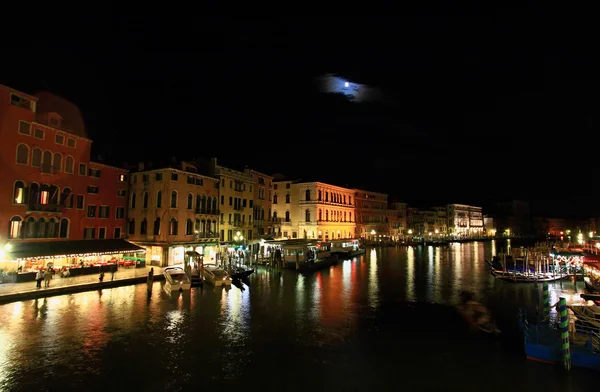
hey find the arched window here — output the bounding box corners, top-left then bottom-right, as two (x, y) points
(53, 153), (62, 172)
(60, 187), (73, 207)
(140, 219), (148, 235)
(49, 185), (59, 205)
(349, 212), (352, 222)
(273, 211), (278, 220)
(325, 192), (329, 202)
(195, 195), (201, 212)
(305, 209), (311, 222)
(348, 196), (352, 205)
(170, 191), (178, 208)
(201, 196), (207, 213)
(325, 210), (329, 221)
(285, 193), (290, 203)
(59, 218), (69, 238)
(273, 194), (278, 204)
(142, 192), (149, 208)
(260, 207), (265, 220)
(187, 193), (193, 209)
(13, 181), (26, 204)
(29, 183), (40, 205)
(156, 191), (162, 208)
(130, 192), (136, 209)
(186, 219), (193, 235)
(318, 209), (322, 221)
(153, 218), (161, 235)
(212, 197), (217, 212)
(343, 211), (347, 221)
(32, 148), (42, 167)
(42, 150), (52, 173)
(195, 218), (201, 232)
(8, 216), (23, 239)
(16, 144), (29, 164)
(318, 190), (322, 201)
(285, 211), (290, 222)
(37, 218), (47, 238)
(25, 217), (36, 238)
(169, 218), (178, 235)
(47, 218), (58, 238)
(128, 219), (135, 235)
(305, 189), (311, 201)
(64, 155), (74, 173)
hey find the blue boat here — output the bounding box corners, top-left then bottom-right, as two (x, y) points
(518, 309), (600, 371)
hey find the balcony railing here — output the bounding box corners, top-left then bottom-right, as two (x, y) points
(195, 208), (219, 215)
(194, 232), (217, 239)
(28, 203), (62, 213)
(281, 220), (292, 226)
(297, 221), (317, 225)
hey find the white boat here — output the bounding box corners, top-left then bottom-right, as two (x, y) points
(204, 265), (232, 286)
(331, 238), (366, 258)
(567, 305), (600, 331)
(163, 267), (191, 292)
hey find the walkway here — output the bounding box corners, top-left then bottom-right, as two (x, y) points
(0, 266), (165, 304)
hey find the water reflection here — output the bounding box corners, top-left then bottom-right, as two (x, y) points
(406, 246), (415, 301)
(368, 249), (379, 308)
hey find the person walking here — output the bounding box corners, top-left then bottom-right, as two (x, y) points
(99, 271), (105, 283)
(35, 270), (43, 289)
(43, 269), (52, 288)
(111, 266), (116, 281)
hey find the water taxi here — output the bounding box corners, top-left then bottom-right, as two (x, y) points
(330, 239), (365, 258)
(203, 265), (232, 286)
(265, 239), (337, 271)
(163, 266), (191, 292)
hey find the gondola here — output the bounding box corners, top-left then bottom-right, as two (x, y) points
(490, 269), (567, 283)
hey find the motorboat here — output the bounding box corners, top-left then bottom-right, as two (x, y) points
(457, 292), (501, 335)
(163, 266), (191, 292)
(203, 265), (232, 286)
(567, 305), (600, 331)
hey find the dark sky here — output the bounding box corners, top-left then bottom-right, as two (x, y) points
(3, 12), (599, 217)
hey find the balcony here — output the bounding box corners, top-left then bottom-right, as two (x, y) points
(297, 221), (317, 226)
(298, 200), (319, 204)
(195, 208), (219, 215)
(194, 232), (217, 239)
(27, 203), (62, 213)
(281, 220), (292, 226)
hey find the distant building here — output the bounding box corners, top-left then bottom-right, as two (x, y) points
(126, 161), (220, 266)
(245, 169), (273, 239)
(447, 204), (484, 237)
(353, 189), (388, 241)
(387, 202), (407, 240)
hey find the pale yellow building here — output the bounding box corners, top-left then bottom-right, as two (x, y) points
(127, 161), (220, 266)
(272, 181), (355, 241)
(209, 158), (255, 246)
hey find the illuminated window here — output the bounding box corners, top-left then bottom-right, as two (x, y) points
(9, 216), (23, 239)
(40, 190), (49, 205)
(13, 181), (25, 204)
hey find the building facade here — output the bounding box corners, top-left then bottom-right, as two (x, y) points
(271, 179), (296, 239)
(447, 204), (484, 237)
(208, 158), (255, 247)
(246, 169), (273, 238)
(387, 202), (407, 240)
(0, 85), (128, 244)
(287, 182), (356, 242)
(353, 189), (388, 241)
(126, 162), (219, 266)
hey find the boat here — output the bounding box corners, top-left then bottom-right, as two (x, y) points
(567, 305), (600, 331)
(163, 266), (191, 292)
(519, 308), (600, 371)
(457, 292), (500, 335)
(264, 239), (338, 271)
(330, 239), (366, 258)
(490, 269), (568, 283)
(203, 265), (232, 286)
(231, 265), (254, 280)
(584, 262), (600, 293)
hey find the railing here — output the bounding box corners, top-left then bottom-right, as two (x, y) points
(195, 208), (219, 215)
(194, 232), (217, 239)
(281, 220), (292, 226)
(297, 221), (317, 225)
(28, 203), (62, 213)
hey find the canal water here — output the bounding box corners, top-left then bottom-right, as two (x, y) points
(0, 241), (596, 391)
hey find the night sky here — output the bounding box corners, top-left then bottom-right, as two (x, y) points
(3, 12), (599, 217)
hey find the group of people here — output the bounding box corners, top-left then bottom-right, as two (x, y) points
(35, 269), (53, 288)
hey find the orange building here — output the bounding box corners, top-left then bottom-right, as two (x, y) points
(0, 84), (139, 274)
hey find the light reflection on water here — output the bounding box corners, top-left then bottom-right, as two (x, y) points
(0, 241), (595, 391)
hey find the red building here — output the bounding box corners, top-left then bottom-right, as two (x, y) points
(0, 84), (141, 275)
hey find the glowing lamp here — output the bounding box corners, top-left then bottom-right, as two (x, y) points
(344, 82), (349, 88)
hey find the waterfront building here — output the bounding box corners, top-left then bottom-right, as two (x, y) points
(272, 181), (355, 241)
(484, 215), (496, 236)
(208, 158), (256, 252)
(387, 202), (407, 241)
(447, 204), (484, 237)
(407, 208), (425, 238)
(353, 189), (388, 241)
(245, 169), (273, 238)
(0, 85), (139, 272)
(126, 161), (220, 266)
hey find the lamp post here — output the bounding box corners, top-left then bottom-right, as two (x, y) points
(370, 229), (376, 244)
(233, 231), (244, 268)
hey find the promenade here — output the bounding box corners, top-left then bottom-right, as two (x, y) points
(0, 266), (165, 305)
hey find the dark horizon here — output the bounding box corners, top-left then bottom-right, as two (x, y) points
(3, 14), (598, 218)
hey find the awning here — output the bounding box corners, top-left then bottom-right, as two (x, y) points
(5, 239), (146, 260)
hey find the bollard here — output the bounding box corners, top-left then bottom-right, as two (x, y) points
(558, 297), (571, 371)
(542, 282), (550, 322)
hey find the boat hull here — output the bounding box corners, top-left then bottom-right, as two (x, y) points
(164, 281), (191, 292)
(491, 269), (567, 283)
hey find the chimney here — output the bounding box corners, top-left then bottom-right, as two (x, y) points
(138, 162), (145, 171)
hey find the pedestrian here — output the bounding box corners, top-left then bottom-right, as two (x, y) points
(99, 271), (105, 283)
(147, 267), (154, 293)
(43, 269), (52, 288)
(111, 267), (116, 281)
(35, 270), (43, 289)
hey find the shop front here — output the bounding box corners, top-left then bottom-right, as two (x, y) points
(0, 239), (146, 283)
(168, 242), (219, 267)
